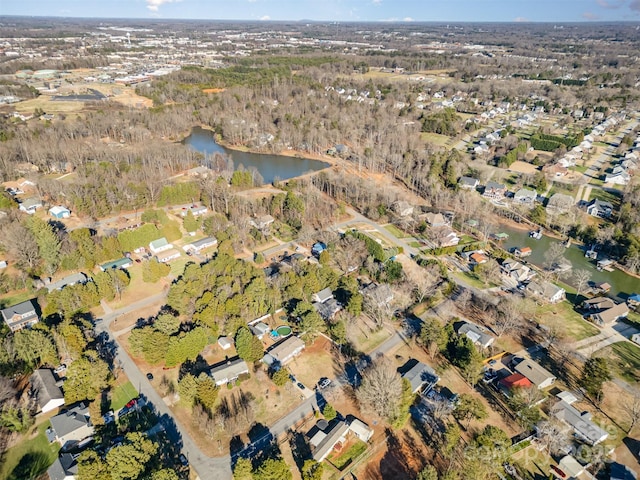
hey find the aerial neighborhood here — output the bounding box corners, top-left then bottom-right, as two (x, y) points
(0, 13), (639, 480)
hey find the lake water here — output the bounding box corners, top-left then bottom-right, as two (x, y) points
(496, 223), (639, 298)
(184, 127), (330, 184)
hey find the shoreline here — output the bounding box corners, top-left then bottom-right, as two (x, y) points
(179, 124), (337, 167)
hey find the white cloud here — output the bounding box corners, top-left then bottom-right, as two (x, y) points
(146, 0), (181, 12)
(403, 17), (414, 22)
(514, 16), (529, 22)
(259, 15), (271, 20)
(372, 0), (382, 5)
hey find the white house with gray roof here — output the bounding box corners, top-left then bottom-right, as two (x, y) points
(30, 369), (64, 413)
(49, 403), (94, 451)
(148, 237), (173, 254)
(209, 357), (249, 386)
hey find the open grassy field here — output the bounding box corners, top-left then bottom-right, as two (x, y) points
(12, 96), (85, 114)
(534, 301), (599, 341)
(420, 132), (452, 146)
(0, 421), (59, 480)
(384, 224), (407, 238)
(0, 290), (36, 309)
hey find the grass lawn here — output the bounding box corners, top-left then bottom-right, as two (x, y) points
(110, 380), (138, 411)
(588, 188), (622, 208)
(420, 132), (452, 146)
(453, 271), (493, 290)
(384, 224), (406, 238)
(409, 241), (421, 248)
(169, 256), (191, 277)
(601, 342), (640, 384)
(572, 165), (588, 174)
(534, 301), (599, 341)
(328, 440), (367, 470)
(0, 421), (59, 480)
(0, 290), (36, 309)
(589, 177), (605, 187)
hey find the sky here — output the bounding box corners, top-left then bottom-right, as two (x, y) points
(3, 0), (640, 23)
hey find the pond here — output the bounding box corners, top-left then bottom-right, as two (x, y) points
(184, 127), (330, 184)
(495, 223), (639, 298)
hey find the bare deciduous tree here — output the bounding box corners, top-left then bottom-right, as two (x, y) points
(572, 269), (591, 298)
(356, 356), (403, 422)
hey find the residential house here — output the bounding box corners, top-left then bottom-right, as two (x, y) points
(551, 399), (608, 445)
(526, 280), (565, 303)
(19, 197), (43, 214)
(262, 336), (305, 367)
(587, 301), (629, 327)
(30, 369), (65, 413)
(557, 455), (587, 480)
(250, 322), (270, 340)
(49, 206), (71, 219)
(514, 247), (532, 258)
(311, 242), (327, 257)
(47, 453), (78, 480)
(311, 288), (342, 320)
(361, 283), (394, 307)
(217, 337), (233, 350)
(431, 226), (460, 247)
(501, 259), (533, 285)
(513, 188), (537, 206)
(209, 357), (249, 386)
(183, 236), (217, 253)
(249, 215), (275, 234)
(347, 416), (373, 442)
(148, 238), (173, 254)
(309, 420), (350, 462)
(155, 249), (181, 263)
(181, 205), (208, 217)
(49, 403), (94, 450)
(45, 273), (88, 293)
(513, 358), (556, 389)
(1, 299), (39, 332)
(470, 252), (489, 265)
(313, 288), (334, 304)
(99, 258), (132, 271)
(542, 163), (569, 178)
(583, 297), (615, 312)
(587, 199), (613, 218)
(455, 321), (495, 349)
(401, 360), (439, 394)
(546, 193), (574, 215)
(392, 201), (414, 217)
(424, 212), (448, 227)
(605, 166), (631, 186)
(482, 181), (506, 200)
(499, 373), (533, 391)
(458, 176), (479, 190)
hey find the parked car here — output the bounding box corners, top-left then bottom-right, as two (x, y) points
(179, 453), (189, 467)
(146, 373), (154, 380)
(297, 382), (305, 390)
(318, 378), (331, 389)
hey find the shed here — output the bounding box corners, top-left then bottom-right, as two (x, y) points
(347, 417), (373, 442)
(49, 206), (71, 219)
(217, 337), (232, 350)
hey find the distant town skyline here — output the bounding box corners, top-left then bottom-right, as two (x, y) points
(3, 0), (640, 23)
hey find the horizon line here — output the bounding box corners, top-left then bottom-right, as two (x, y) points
(1, 15), (639, 24)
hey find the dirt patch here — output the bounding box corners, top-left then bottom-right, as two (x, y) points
(110, 301), (166, 333)
(287, 336), (339, 387)
(202, 88), (225, 94)
(508, 160), (539, 175)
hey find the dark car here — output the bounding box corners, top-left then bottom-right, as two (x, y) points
(146, 373), (154, 380)
(179, 453), (189, 467)
(297, 382), (305, 390)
